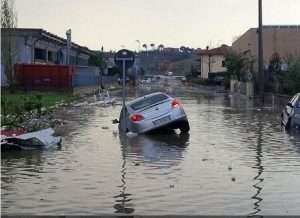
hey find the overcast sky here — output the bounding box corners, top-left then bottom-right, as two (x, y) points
(14, 0), (300, 52)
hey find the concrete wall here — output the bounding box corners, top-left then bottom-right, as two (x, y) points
(232, 27), (300, 65)
(201, 55), (226, 78)
(230, 79), (254, 98)
(264, 93), (291, 107)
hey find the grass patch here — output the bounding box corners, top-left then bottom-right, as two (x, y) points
(1, 91), (80, 114)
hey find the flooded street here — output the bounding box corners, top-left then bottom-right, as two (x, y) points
(2, 79), (300, 216)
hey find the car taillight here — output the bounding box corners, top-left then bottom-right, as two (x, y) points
(131, 114), (144, 121)
(172, 99), (180, 108)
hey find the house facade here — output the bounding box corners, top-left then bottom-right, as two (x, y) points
(1, 28), (95, 65)
(1, 28), (96, 86)
(199, 46), (228, 79)
(232, 25), (300, 65)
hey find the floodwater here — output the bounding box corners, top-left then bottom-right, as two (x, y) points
(2, 79), (300, 216)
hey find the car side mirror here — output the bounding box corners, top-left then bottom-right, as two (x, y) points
(287, 102), (294, 108)
(112, 119), (120, 124)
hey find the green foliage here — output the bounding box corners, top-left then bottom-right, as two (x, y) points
(1, 94), (44, 129)
(140, 68), (145, 77)
(281, 56), (300, 95)
(1, 0), (18, 90)
(1, 0), (17, 28)
(266, 54), (300, 95)
(1, 92), (77, 130)
(88, 51), (107, 70)
(265, 53), (283, 92)
(225, 50), (255, 81)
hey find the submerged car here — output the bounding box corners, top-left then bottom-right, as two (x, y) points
(281, 93), (300, 129)
(116, 92), (190, 134)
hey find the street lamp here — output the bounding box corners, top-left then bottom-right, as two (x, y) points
(258, 0), (264, 103)
(135, 40), (140, 80)
(66, 29), (71, 64)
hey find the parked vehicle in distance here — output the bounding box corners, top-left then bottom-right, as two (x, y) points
(281, 93), (300, 129)
(115, 92), (190, 134)
(164, 71), (173, 76)
(213, 76), (224, 86)
(118, 77), (130, 85)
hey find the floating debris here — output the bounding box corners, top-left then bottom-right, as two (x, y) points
(72, 101), (89, 107)
(1, 128), (61, 151)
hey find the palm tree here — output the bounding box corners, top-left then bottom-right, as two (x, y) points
(157, 44), (164, 52)
(150, 43), (155, 51)
(142, 44), (147, 51)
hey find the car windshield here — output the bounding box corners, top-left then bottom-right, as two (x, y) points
(130, 94), (169, 111)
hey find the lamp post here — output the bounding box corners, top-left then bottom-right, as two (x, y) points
(66, 29), (71, 64)
(135, 40), (140, 81)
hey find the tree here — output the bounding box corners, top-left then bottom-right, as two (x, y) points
(142, 44), (147, 51)
(1, 0), (17, 28)
(1, 0), (18, 90)
(88, 50), (107, 72)
(281, 56), (300, 95)
(179, 46), (186, 52)
(157, 44), (164, 52)
(266, 53), (283, 92)
(150, 43), (155, 51)
(225, 50), (255, 81)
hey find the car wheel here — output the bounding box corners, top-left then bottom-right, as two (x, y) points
(179, 120), (190, 133)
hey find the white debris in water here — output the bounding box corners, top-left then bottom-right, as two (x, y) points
(72, 101), (89, 107)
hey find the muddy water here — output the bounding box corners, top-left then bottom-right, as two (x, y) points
(2, 80), (300, 216)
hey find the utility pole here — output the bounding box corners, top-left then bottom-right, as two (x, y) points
(135, 40), (141, 83)
(258, 0), (264, 103)
(66, 29), (71, 64)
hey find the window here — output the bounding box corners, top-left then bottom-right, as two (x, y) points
(34, 48), (46, 61)
(222, 60), (226, 67)
(47, 51), (57, 63)
(130, 94), (169, 110)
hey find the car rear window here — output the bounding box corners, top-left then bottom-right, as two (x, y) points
(130, 94), (169, 110)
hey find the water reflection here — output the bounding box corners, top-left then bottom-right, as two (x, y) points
(113, 142), (135, 214)
(249, 113), (264, 217)
(124, 132), (189, 165)
(114, 132), (189, 214)
(1, 147), (61, 190)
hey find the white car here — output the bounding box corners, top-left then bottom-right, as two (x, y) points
(116, 92), (190, 134)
